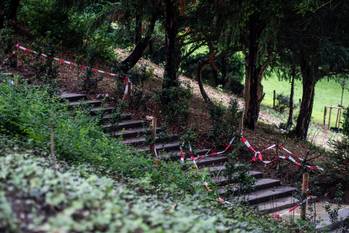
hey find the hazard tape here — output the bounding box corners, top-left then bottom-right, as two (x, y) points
(240, 133), (323, 171)
(15, 43), (132, 99)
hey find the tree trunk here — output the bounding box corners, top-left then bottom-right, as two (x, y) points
(294, 58), (318, 139)
(134, 2), (143, 44)
(197, 59), (213, 105)
(244, 14), (265, 130)
(162, 0), (180, 89)
(286, 66), (296, 129)
(119, 14), (157, 73)
(8, 0), (20, 23)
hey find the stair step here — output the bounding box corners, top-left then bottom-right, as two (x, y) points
(123, 135), (178, 146)
(254, 196), (299, 214)
(113, 127), (162, 139)
(60, 93), (87, 101)
(235, 186), (297, 205)
(195, 156), (228, 167)
(137, 141), (181, 153)
(218, 178), (280, 195)
(90, 106), (115, 115)
(68, 100), (103, 108)
(101, 114), (139, 124)
(212, 171), (263, 186)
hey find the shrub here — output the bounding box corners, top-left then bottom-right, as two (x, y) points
(208, 99), (242, 146)
(157, 84), (192, 125)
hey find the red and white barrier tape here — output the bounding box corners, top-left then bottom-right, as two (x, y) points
(287, 195), (312, 213)
(240, 134), (323, 171)
(15, 43), (132, 99)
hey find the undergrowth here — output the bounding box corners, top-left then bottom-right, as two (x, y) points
(0, 75), (201, 195)
(0, 153), (309, 233)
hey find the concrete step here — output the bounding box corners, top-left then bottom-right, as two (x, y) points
(137, 141), (181, 153)
(254, 196), (299, 214)
(60, 93), (87, 102)
(102, 120), (145, 133)
(218, 178), (280, 195)
(68, 99), (103, 108)
(212, 171), (264, 186)
(236, 186), (297, 205)
(100, 113), (141, 124)
(113, 127), (162, 139)
(123, 135), (178, 147)
(195, 156), (228, 167)
(90, 106), (115, 115)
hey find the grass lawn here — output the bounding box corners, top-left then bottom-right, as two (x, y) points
(262, 75), (349, 125)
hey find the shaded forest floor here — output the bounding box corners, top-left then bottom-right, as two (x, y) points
(114, 48), (342, 151)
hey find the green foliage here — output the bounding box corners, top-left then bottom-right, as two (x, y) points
(208, 99), (242, 145)
(225, 152), (255, 196)
(157, 84), (192, 125)
(0, 153), (301, 233)
(19, 0), (80, 46)
(0, 26), (14, 56)
(317, 137), (349, 194)
(0, 79), (198, 193)
(0, 191), (19, 233)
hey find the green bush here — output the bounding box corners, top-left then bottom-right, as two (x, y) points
(0, 77), (198, 193)
(208, 99), (242, 146)
(157, 84), (192, 125)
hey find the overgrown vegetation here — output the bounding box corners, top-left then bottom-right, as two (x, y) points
(0, 153), (310, 233)
(0, 77), (200, 194)
(208, 99), (242, 146)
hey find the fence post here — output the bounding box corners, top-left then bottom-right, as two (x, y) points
(301, 172), (309, 220)
(328, 107), (332, 129)
(146, 116), (158, 158)
(273, 90), (276, 109)
(323, 106), (327, 127)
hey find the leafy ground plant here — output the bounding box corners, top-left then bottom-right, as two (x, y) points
(0, 153), (310, 233)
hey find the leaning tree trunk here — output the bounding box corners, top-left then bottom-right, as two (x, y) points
(119, 14), (157, 73)
(134, 2), (143, 44)
(244, 14), (265, 130)
(162, 0), (180, 89)
(197, 59), (213, 105)
(294, 58), (318, 140)
(286, 66), (296, 129)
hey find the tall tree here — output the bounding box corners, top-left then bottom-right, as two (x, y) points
(278, 0), (349, 139)
(162, 0), (180, 89)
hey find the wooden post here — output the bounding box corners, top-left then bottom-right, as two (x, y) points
(50, 126), (57, 171)
(301, 172), (309, 220)
(328, 107), (332, 129)
(273, 90), (276, 109)
(146, 116), (158, 158)
(323, 106), (327, 127)
(338, 108), (343, 128)
(335, 108), (341, 129)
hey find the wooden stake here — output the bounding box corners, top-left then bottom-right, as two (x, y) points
(146, 116), (158, 158)
(301, 172), (309, 220)
(328, 107), (332, 129)
(50, 127), (57, 170)
(323, 106), (327, 127)
(273, 90), (276, 109)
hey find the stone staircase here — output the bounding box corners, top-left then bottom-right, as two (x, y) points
(61, 92), (299, 214)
